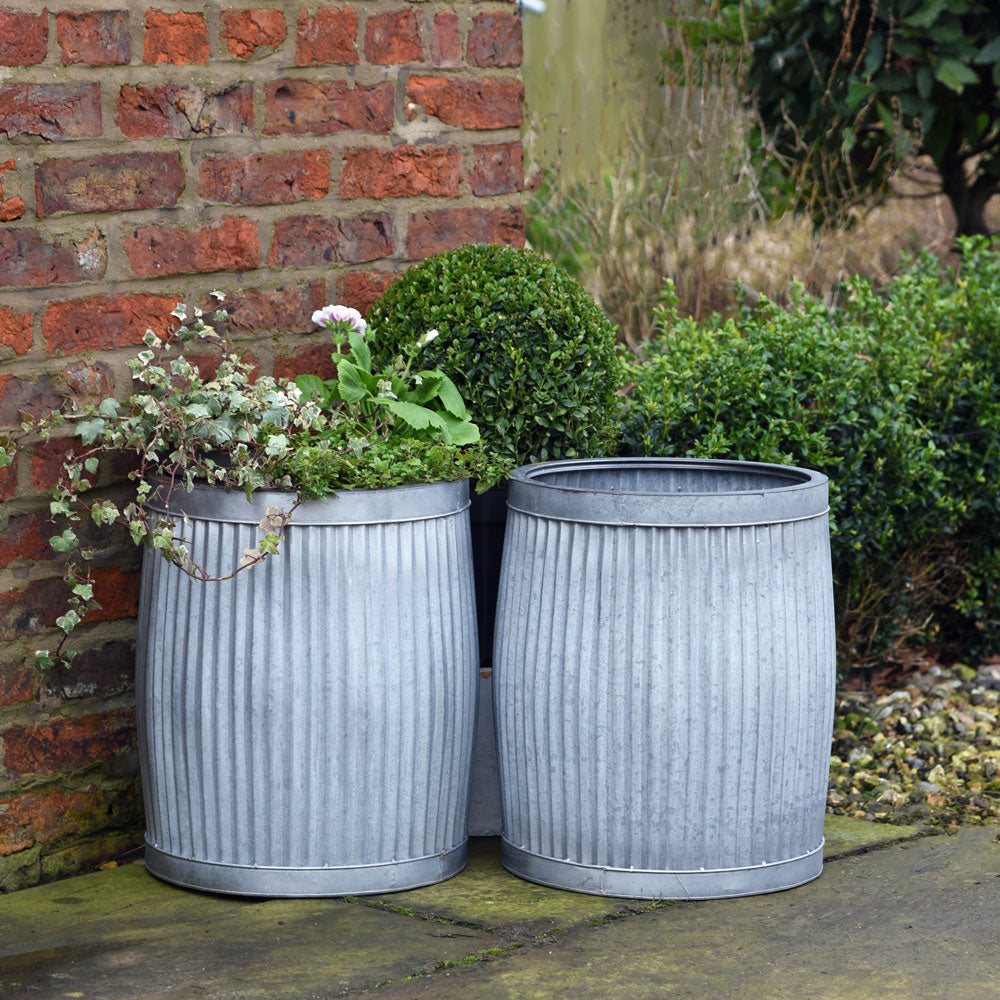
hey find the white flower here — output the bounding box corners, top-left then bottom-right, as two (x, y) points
(312, 304), (367, 337)
(423, 328), (440, 345)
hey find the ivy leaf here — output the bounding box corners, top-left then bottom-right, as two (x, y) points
(49, 529), (78, 553)
(76, 418), (106, 446)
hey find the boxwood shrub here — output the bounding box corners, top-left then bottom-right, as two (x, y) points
(367, 244), (623, 475)
(621, 239), (1000, 666)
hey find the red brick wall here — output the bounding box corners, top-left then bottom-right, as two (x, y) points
(0, 1), (525, 891)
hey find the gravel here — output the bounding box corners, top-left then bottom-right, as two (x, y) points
(828, 663), (1000, 830)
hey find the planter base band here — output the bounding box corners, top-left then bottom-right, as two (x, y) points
(500, 840), (824, 900)
(145, 842), (468, 898)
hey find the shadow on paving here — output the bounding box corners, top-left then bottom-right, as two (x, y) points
(0, 816), (965, 1000)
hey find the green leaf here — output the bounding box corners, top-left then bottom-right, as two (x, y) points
(294, 374), (326, 402)
(382, 398), (446, 432)
(98, 398), (120, 418)
(915, 64), (934, 100)
(437, 411), (481, 445)
(935, 58), (978, 94)
(407, 371), (444, 404)
(347, 329), (371, 373)
(436, 375), (469, 418)
(76, 418), (106, 446)
(49, 529), (78, 553)
(975, 37), (1000, 64)
(847, 81), (876, 110)
(336, 362), (370, 403)
(84, 457), (99, 475)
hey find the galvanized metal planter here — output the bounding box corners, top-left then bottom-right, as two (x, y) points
(494, 458), (836, 900)
(136, 479), (478, 897)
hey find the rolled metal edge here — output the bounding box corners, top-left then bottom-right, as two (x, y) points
(145, 842), (469, 898)
(500, 840), (824, 901)
(508, 458), (828, 526)
(146, 477), (471, 525)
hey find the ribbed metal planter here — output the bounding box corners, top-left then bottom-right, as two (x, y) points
(136, 479), (478, 897)
(494, 458), (836, 900)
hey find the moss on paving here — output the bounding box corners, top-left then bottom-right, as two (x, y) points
(371, 826), (1000, 999)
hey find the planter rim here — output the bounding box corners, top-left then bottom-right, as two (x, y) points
(507, 457), (828, 527)
(146, 476), (470, 526)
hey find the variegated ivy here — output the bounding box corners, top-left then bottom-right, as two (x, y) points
(0, 295), (322, 670)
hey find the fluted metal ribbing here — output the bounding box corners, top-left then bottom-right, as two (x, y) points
(135, 480), (477, 897)
(494, 458), (835, 900)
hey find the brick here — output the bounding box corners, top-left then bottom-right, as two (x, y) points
(0, 464), (14, 502)
(198, 150), (329, 206)
(0, 8), (48, 66)
(221, 7), (285, 59)
(144, 9), (209, 65)
(35, 152), (184, 217)
(57, 10), (131, 65)
(0, 374), (63, 426)
(0, 785), (140, 855)
(406, 205), (525, 259)
(273, 343), (339, 381)
(117, 82), (252, 139)
(337, 269), (398, 316)
(0, 158), (25, 221)
(264, 79), (392, 136)
(364, 9), (422, 65)
(296, 6), (358, 65)
(186, 349), (259, 383)
(340, 146), (461, 199)
(87, 567), (140, 624)
(0, 578), (67, 641)
(1, 709), (136, 779)
(0, 511), (57, 569)
(43, 639), (134, 700)
(30, 436), (95, 492)
(43, 292), (180, 356)
(0, 659), (33, 708)
(406, 76), (523, 129)
(216, 282), (327, 335)
(467, 12), (522, 67)
(63, 361), (114, 400)
(0, 305), (32, 355)
(123, 217), (259, 278)
(431, 12), (460, 68)
(0, 83), (102, 140)
(471, 141), (523, 196)
(0, 227), (106, 289)
(268, 214), (392, 268)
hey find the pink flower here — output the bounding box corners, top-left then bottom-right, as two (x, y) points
(312, 304), (367, 337)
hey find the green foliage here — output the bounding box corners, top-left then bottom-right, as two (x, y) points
(741, 0), (1000, 235)
(367, 244), (623, 475)
(622, 239), (1000, 664)
(0, 299), (483, 670)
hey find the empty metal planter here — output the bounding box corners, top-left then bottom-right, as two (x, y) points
(137, 479), (477, 897)
(494, 458), (836, 899)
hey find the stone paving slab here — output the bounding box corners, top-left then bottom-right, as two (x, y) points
(382, 826), (1000, 1000)
(0, 865), (501, 1000)
(0, 816), (932, 1000)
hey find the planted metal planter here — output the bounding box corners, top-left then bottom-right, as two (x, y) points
(137, 479), (478, 897)
(494, 458), (836, 900)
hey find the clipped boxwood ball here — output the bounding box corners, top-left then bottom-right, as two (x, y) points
(367, 244), (623, 470)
